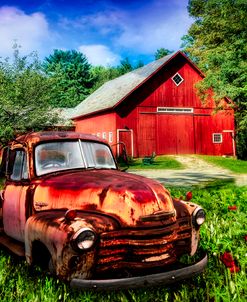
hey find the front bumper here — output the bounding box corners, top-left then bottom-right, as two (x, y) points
(70, 251), (207, 290)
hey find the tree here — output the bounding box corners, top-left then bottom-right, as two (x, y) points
(154, 48), (173, 60)
(44, 50), (95, 108)
(182, 0), (247, 159)
(90, 66), (121, 91)
(0, 45), (58, 144)
(90, 58), (145, 93)
(118, 57), (134, 74)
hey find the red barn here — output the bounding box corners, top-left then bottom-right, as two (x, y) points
(71, 51), (235, 158)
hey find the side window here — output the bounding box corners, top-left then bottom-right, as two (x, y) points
(10, 150), (28, 181)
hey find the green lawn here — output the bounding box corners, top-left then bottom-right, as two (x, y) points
(125, 155), (184, 170)
(199, 156), (247, 174)
(0, 184), (246, 301)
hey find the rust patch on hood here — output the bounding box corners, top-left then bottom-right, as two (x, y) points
(98, 185), (110, 207)
(32, 170), (174, 227)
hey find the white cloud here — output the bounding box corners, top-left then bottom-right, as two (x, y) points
(114, 1), (193, 53)
(79, 44), (121, 66)
(59, 9), (125, 35)
(72, 0), (193, 55)
(0, 1), (193, 62)
(0, 6), (54, 58)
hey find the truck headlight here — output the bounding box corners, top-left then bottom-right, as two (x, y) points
(192, 208), (206, 227)
(72, 228), (96, 251)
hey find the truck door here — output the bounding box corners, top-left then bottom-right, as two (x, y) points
(3, 149), (29, 242)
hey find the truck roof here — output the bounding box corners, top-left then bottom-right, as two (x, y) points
(13, 131), (105, 146)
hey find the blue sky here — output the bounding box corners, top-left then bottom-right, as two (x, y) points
(0, 0), (193, 66)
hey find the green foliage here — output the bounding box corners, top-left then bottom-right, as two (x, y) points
(44, 49), (95, 108)
(0, 185), (246, 301)
(154, 48), (173, 60)
(198, 155), (247, 173)
(90, 58), (144, 93)
(117, 57), (144, 75)
(90, 66), (122, 91)
(183, 0), (247, 159)
(118, 57), (134, 74)
(0, 45), (58, 144)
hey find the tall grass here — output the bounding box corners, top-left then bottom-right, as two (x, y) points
(0, 185), (246, 301)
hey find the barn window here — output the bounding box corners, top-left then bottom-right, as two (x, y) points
(213, 133), (222, 143)
(172, 73), (184, 86)
(102, 132), (106, 139)
(109, 132), (113, 143)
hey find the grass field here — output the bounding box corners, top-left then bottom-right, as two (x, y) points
(124, 155), (184, 170)
(198, 156), (247, 174)
(0, 183), (246, 301)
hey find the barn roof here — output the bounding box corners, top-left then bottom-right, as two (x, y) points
(71, 51), (202, 119)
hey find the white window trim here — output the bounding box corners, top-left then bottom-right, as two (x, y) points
(157, 107), (193, 114)
(102, 132), (106, 139)
(223, 130), (236, 156)
(213, 133), (223, 143)
(108, 132), (113, 143)
(117, 129), (134, 158)
(172, 72), (184, 86)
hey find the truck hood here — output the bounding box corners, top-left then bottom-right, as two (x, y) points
(33, 169), (174, 227)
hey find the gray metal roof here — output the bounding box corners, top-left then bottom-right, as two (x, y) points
(70, 52), (177, 119)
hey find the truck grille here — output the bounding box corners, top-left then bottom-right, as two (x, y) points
(96, 219), (191, 274)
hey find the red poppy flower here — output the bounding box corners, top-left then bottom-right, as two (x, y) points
(230, 265), (240, 273)
(185, 191), (193, 201)
(244, 235), (247, 241)
(228, 205), (237, 211)
(220, 252), (235, 268)
(220, 252), (240, 273)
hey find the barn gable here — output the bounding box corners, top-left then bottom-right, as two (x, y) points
(71, 52), (235, 158)
(71, 51), (204, 119)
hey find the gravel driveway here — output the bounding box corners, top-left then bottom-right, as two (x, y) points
(129, 155), (247, 187)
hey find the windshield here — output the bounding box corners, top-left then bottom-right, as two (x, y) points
(35, 140), (116, 176)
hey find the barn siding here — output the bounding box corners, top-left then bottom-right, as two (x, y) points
(137, 107), (157, 157)
(194, 109), (235, 155)
(75, 112), (117, 153)
(73, 53), (235, 158)
(156, 114), (195, 155)
(135, 110), (234, 157)
(138, 57), (204, 108)
(115, 108), (138, 157)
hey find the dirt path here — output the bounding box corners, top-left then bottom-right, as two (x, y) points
(129, 155), (247, 187)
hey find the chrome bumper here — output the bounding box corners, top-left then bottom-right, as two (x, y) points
(70, 251), (207, 290)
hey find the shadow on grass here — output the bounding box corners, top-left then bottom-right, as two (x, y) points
(155, 172), (235, 188)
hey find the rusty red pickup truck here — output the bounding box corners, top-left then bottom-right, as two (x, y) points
(0, 131), (207, 289)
